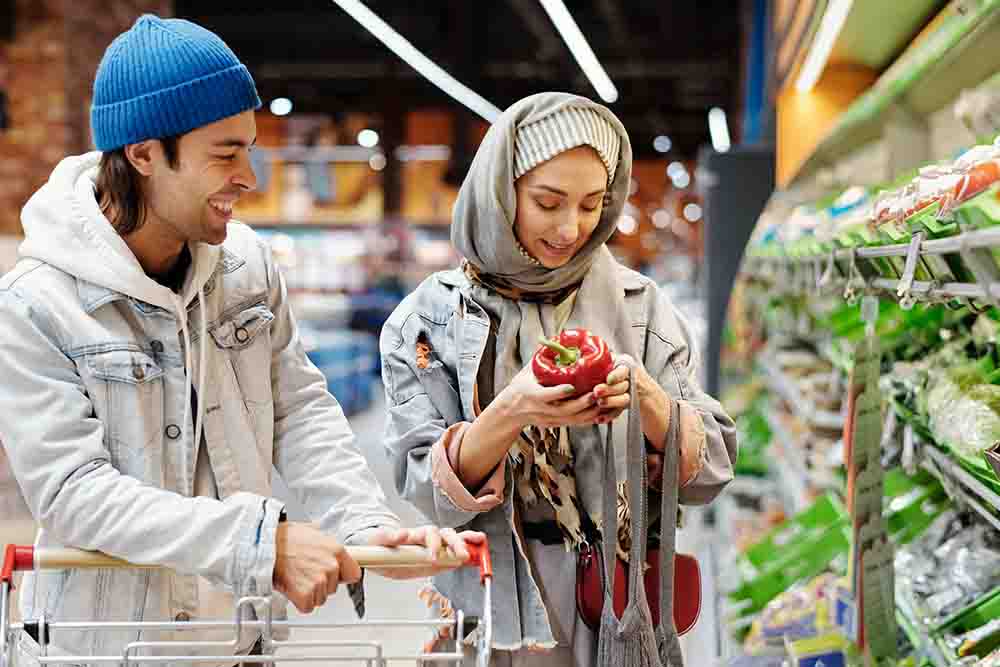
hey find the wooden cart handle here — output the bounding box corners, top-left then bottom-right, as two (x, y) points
(3, 541), (493, 586)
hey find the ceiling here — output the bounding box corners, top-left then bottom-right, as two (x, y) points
(175, 0), (745, 159)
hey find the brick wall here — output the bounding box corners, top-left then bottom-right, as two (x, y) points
(0, 0), (172, 235)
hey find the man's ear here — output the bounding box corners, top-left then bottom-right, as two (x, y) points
(124, 140), (157, 177)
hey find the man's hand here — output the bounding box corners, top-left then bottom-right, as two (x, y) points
(365, 526), (486, 580)
(273, 522), (362, 613)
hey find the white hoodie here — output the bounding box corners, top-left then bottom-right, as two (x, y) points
(0, 152), (400, 664)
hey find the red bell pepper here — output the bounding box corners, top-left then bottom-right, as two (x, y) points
(954, 161), (1000, 202)
(532, 328), (615, 396)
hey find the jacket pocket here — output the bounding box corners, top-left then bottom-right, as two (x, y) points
(84, 349), (165, 482)
(209, 303), (275, 449)
(209, 303), (274, 408)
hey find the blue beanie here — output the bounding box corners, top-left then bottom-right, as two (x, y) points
(91, 14), (262, 151)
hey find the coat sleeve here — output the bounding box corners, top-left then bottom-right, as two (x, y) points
(645, 288), (738, 506)
(379, 305), (508, 529)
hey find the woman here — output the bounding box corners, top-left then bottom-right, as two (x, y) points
(379, 93), (737, 666)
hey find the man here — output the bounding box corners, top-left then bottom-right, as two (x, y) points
(0, 14), (478, 665)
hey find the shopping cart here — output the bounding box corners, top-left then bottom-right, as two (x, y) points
(0, 539), (492, 666)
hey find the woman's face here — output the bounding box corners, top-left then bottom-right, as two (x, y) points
(514, 146), (609, 269)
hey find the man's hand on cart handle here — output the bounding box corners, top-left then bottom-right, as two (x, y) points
(273, 522), (363, 614)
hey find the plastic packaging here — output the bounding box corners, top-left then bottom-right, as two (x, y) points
(926, 365), (1000, 459)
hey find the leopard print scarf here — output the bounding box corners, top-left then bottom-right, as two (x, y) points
(466, 261), (633, 560)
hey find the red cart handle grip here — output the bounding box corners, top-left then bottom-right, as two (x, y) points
(1, 545), (34, 588)
(465, 539), (493, 583)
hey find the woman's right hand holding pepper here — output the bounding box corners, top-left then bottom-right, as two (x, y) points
(458, 365), (602, 488)
(496, 365), (603, 430)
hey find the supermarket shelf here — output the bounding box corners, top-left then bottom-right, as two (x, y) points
(760, 356), (845, 431)
(748, 226), (1000, 265)
(790, 0), (1000, 186)
(746, 272), (997, 305)
(764, 408), (812, 516)
(744, 227), (1000, 304)
(921, 443), (1000, 534)
(896, 602), (949, 667)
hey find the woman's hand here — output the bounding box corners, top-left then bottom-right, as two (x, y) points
(593, 354), (670, 424)
(495, 365), (604, 430)
(592, 356), (674, 488)
(364, 526), (487, 580)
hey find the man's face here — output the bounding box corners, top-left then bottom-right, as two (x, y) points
(144, 110), (258, 246)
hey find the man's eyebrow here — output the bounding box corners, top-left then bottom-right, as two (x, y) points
(212, 137), (257, 148)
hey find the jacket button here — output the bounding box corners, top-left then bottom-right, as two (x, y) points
(165, 424), (181, 440)
(131, 365), (146, 381)
(235, 327), (250, 343)
(150, 340), (164, 354)
(175, 611), (191, 622)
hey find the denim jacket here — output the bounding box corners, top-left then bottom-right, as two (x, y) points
(379, 264), (737, 651)
(0, 153), (400, 664)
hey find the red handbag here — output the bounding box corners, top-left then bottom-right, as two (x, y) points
(575, 540), (701, 635)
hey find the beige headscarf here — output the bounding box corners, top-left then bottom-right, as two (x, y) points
(451, 93), (639, 548)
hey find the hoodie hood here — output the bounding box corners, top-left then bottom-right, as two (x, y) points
(19, 151), (219, 312)
(20, 151), (221, 465)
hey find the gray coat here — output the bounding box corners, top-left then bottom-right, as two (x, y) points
(379, 264), (737, 650)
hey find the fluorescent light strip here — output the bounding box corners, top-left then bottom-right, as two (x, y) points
(330, 0), (502, 121)
(795, 0), (853, 92)
(538, 0), (618, 103)
(708, 107), (731, 153)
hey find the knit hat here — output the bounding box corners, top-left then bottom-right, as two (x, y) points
(90, 14), (261, 151)
(513, 105), (621, 183)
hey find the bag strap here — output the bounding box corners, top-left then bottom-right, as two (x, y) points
(624, 365), (651, 607)
(658, 397), (681, 632)
(600, 383), (620, 603)
(600, 362), (650, 610)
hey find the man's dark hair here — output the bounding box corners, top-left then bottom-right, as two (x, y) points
(94, 135), (180, 235)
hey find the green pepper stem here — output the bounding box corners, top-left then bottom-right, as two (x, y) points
(539, 337), (579, 366)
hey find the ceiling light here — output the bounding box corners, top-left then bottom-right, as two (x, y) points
(330, 0), (501, 121)
(672, 171), (691, 189)
(708, 107), (731, 153)
(652, 210), (671, 229)
(357, 129), (379, 148)
(269, 98), (293, 116)
(538, 0), (618, 103)
(617, 214), (638, 235)
(683, 203), (703, 222)
(653, 135), (672, 153)
(368, 153), (387, 171)
(667, 161), (687, 180)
